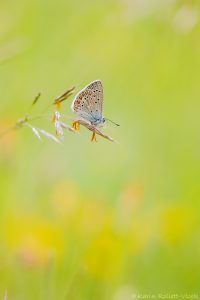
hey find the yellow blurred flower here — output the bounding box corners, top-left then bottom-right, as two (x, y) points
(84, 227), (124, 279)
(5, 212), (62, 267)
(0, 118), (17, 155)
(159, 205), (198, 244)
(116, 182), (144, 232)
(52, 180), (79, 217)
(80, 199), (107, 236)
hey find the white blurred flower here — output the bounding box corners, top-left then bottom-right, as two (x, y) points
(113, 285), (137, 300)
(121, 0), (176, 21)
(173, 5), (199, 34)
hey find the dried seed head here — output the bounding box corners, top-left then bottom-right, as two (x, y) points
(53, 111), (61, 121)
(32, 92), (41, 106)
(54, 86), (76, 105)
(60, 122), (76, 133)
(55, 120), (64, 137)
(40, 129), (61, 143)
(32, 127), (42, 140)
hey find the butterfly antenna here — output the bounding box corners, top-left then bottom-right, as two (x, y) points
(105, 118), (120, 126)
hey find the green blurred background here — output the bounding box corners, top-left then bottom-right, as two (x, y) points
(0, 0), (200, 299)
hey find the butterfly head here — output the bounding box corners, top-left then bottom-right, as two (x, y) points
(91, 116), (105, 126)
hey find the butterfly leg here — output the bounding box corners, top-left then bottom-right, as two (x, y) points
(72, 121), (80, 131)
(91, 131), (97, 142)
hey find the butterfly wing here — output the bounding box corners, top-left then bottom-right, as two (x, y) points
(71, 80), (103, 123)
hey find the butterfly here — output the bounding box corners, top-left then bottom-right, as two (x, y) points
(71, 80), (105, 126)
